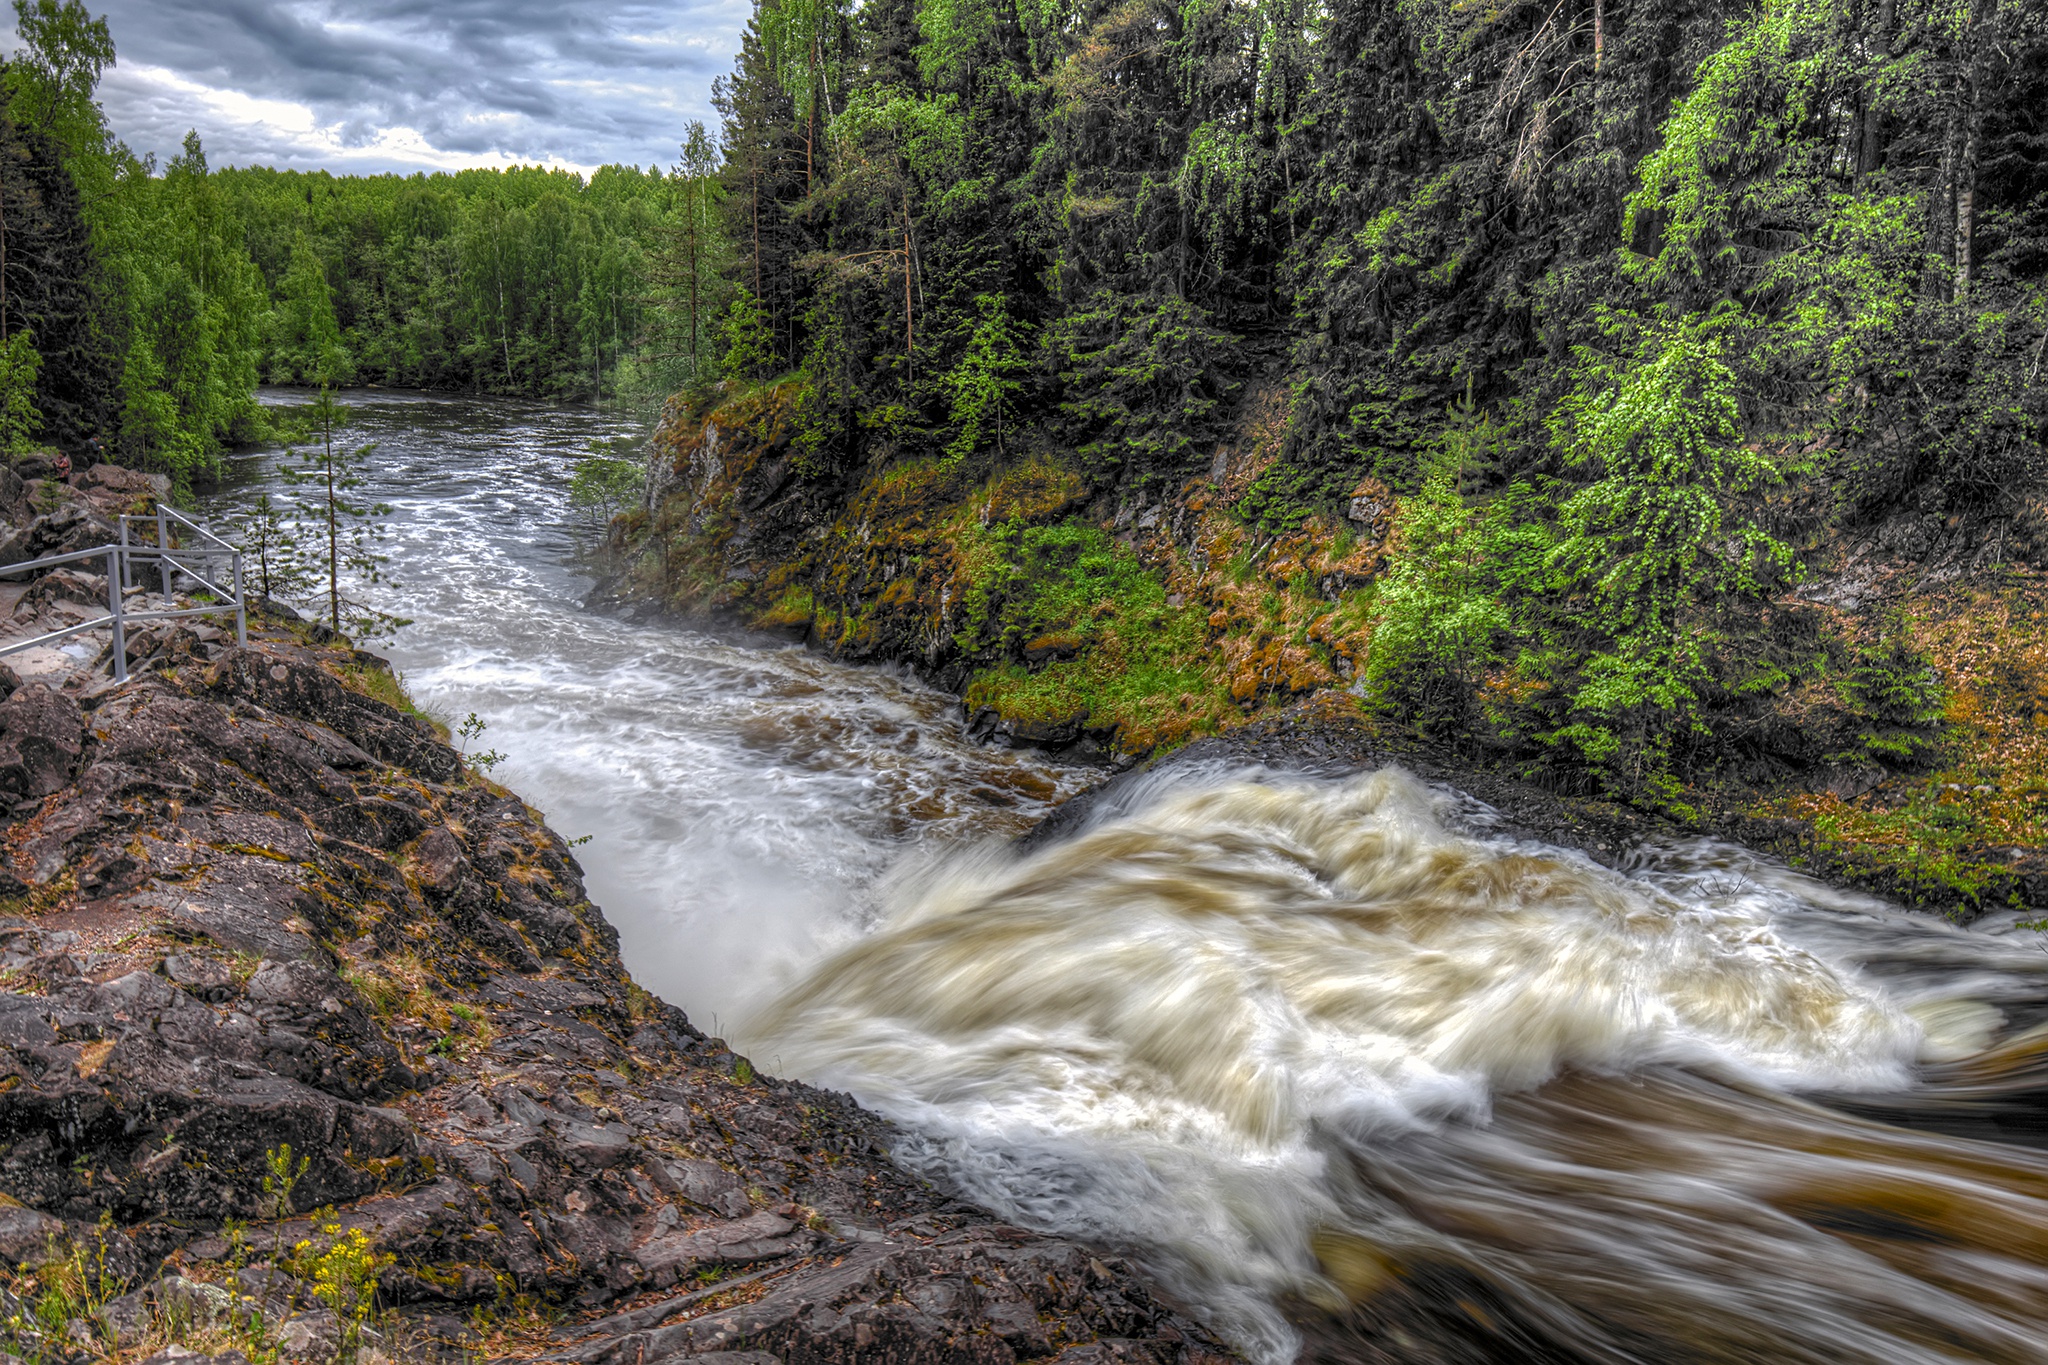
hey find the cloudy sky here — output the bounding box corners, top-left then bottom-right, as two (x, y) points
(5, 0), (746, 176)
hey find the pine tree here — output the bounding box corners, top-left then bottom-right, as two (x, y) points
(235, 491), (315, 603)
(1545, 316), (1793, 792)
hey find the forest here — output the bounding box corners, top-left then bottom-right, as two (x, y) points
(0, 0), (726, 484)
(658, 0), (2048, 804)
(2, 0), (2046, 805)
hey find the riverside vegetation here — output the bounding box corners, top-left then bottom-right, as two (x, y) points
(591, 0), (2048, 915)
(1, 0), (2045, 881)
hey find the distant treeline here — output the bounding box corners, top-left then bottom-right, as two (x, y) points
(0, 0), (726, 483)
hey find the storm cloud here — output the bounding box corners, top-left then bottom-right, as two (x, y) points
(14, 0), (745, 173)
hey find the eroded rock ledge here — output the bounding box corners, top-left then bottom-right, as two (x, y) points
(0, 608), (1231, 1364)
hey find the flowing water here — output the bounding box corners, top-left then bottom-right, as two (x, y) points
(207, 394), (2048, 1363)
(199, 391), (1092, 1034)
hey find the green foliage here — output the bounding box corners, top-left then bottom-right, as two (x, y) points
(1542, 316), (1794, 789)
(721, 288), (778, 383)
(1363, 444), (1508, 737)
(942, 294), (1028, 465)
(1836, 618), (1947, 767)
(955, 518), (1220, 743)
(277, 389), (407, 639)
(287, 1221), (391, 1364)
(235, 492), (316, 602)
(0, 1214), (121, 1362)
(0, 330), (43, 455)
(267, 231), (352, 386)
(3, 0), (113, 168)
(1050, 295), (1238, 479)
(955, 518), (1145, 654)
(569, 445), (645, 524)
(456, 712), (508, 773)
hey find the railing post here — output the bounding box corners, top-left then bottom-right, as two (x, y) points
(107, 545), (126, 685)
(233, 552), (247, 646)
(157, 506), (171, 609)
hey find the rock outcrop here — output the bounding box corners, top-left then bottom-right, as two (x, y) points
(0, 472), (1232, 1363)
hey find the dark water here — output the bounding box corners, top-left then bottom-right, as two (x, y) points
(205, 393), (2048, 1364)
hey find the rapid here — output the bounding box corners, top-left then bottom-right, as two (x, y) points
(209, 394), (2048, 1364)
(200, 392), (1091, 1034)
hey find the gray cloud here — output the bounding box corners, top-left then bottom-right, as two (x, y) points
(19, 0), (747, 173)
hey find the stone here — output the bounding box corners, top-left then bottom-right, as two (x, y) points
(0, 683), (82, 800)
(136, 1349), (237, 1365)
(97, 1285), (153, 1346)
(162, 953), (236, 1001)
(151, 1274), (237, 1327)
(86, 463), (171, 498)
(276, 1309), (339, 1357)
(0, 1202), (62, 1262)
(669, 1159), (752, 1218)
(550, 1113), (635, 1170)
(203, 647), (460, 782)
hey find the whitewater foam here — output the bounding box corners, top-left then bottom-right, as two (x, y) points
(755, 768), (1939, 1358)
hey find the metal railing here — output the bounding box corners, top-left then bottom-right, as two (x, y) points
(0, 506), (245, 683)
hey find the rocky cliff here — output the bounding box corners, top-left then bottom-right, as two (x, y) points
(0, 469), (1233, 1365)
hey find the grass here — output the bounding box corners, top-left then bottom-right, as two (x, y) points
(1753, 581), (2048, 909)
(342, 952), (493, 1058)
(951, 515), (1234, 751)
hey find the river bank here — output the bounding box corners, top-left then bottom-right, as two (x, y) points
(602, 379), (2048, 923)
(0, 462), (1233, 1364)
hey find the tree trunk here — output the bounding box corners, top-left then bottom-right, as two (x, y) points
(1952, 0), (1992, 299)
(1593, 0), (1605, 74)
(900, 188), (918, 382)
(1928, 72), (1964, 299)
(687, 179), (700, 364)
(325, 416), (340, 633)
(1954, 112), (1979, 299)
(1858, 0), (1896, 178)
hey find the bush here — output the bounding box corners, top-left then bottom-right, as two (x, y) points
(569, 446), (645, 525)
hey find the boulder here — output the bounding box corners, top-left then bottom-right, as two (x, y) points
(203, 647), (460, 782)
(0, 1202), (62, 1262)
(12, 565), (107, 618)
(86, 463), (171, 499)
(0, 502), (114, 568)
(0, 684), (82, 801)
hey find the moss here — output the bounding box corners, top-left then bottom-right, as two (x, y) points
(950, 518), (1232, 752)
(752, 585), (817, 632)
(1741, 584), (2048, 912)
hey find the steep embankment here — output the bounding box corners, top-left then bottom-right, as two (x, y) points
(603, 382), (2048, 921)
(0, 469), (1231, 1365)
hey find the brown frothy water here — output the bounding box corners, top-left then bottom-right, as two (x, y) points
(759, 768), (2048, 1363)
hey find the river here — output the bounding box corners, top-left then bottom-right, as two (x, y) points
(206, 392), (2048, 1365)
(201, 391), (1092, 1041)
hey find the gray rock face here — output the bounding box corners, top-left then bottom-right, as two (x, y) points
(0, 683), (82, 800)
